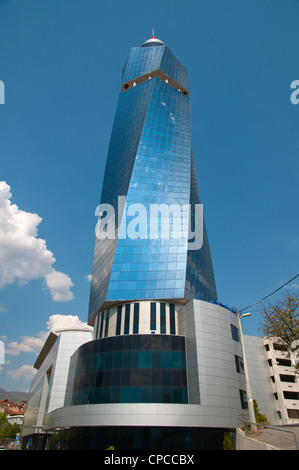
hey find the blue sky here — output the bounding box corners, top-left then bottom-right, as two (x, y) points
(0, 0), (298, 392)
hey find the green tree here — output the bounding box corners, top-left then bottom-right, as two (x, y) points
(0, 413), (6, 425)
(260, 293), (299, 364)
(253, 399), (268, 424)
(0, 412), (20, 438)
(8, 422), (20, 438)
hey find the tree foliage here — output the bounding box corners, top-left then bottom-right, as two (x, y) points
(0, 412), (20, 438)
(260, 293), (299, 348)
(259, 293), (299, 372)
(253, 399), (268, 424)
(223, 432), (234, 450)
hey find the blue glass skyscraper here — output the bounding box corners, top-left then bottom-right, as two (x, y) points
(88, 34), (217, 325)
(65, 32), (220, 414)
(22, 36), (249, 451)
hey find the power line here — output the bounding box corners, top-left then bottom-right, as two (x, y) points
(241, 319), (267, 354)
(240, 273), (299, 312)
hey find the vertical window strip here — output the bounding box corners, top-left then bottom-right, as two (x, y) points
(116, 305), (122, 336)
(124, 304), (130, 334)
(133, 303), (139, 334)
(99, 311), (105, 339)
(169, 303), (176, 335)
(94, 315), (99, 339)
(104, 309), (110, 337)
(150, 302), (156, 331)
(97, 311), (102, 339)
(160, 302), (166, 334)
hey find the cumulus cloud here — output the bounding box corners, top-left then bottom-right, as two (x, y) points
(0, 303), (7, 313)
(6, 314), (91, 357)
(7, 364), (36, 381)
(45, 270), (74, 302)
(6, 334), (45, 356)
(283, 283), (298, 290)
(0, 181), (73, 301)
(46, 313), (91, 332)
(5, 313), (91, 383)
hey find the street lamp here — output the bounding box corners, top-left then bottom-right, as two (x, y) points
(236, 311), (257, 433)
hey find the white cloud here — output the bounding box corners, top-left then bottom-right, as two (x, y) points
(6, 335), (45, 356)
(5, 313), (91, 382)
(0, 181), (74, 301)
(45, 270), (74, 302)
(7, 364), (36, 381)
(85, 274), (92, 282)
(6, 314), (91, 357)
(283, 283), (298, 290)
(46, 314), (91, 332)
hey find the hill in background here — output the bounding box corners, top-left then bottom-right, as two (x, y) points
(0, 388), (29, 403)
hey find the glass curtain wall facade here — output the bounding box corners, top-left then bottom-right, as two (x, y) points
(88, 36), (217, 324)
(72, 334), (187, 406)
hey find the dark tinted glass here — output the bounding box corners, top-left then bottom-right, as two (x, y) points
(72, 334), (187, 405)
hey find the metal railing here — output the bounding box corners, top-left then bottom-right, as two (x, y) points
(239, 418), (299, 450)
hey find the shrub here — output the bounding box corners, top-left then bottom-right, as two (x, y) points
(223, 432), (234, 450)
(253, 399), (268, 424)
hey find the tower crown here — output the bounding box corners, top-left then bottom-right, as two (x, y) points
(122, 35), (189, 95)
(141, 29), (164, 47)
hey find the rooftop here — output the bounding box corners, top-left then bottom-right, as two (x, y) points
(141, 30), (164, 47)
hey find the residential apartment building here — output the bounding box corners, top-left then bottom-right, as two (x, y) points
(244, 335), (299, 425)
(264, 337), (299, 423)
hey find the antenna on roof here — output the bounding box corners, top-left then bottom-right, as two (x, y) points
(152, 28), (155, 38)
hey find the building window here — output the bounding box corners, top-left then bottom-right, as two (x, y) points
(276, 358), (292, 367)
(160, 303), (166, 334)
(99, 311), (105, 339)
(150, 303), (156, 331)
(235, 355), (244, 374)
(279, 374), (296, 383)
(104, 309), (110, 337)
(116, 306), (122, 336)
(170, 303), (176, 335)
(95, 315), (100, 339)
(45, 366), (53, 411)
(283, 391), (299, 400)
(231, 324), (240, 342)
(239, 390), (248, 410)
(124, 304), (130, 334)
(273, 343), (288, 352)
(287, 409), (299, 419)
(133, 303), (139, 334)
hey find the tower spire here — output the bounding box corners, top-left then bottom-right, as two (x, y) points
(141, 31), (164, 47)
